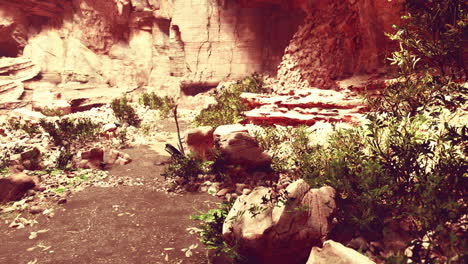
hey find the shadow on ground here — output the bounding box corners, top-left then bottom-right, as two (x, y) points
(0, 147), (220, 264)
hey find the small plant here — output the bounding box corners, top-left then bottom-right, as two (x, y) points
(194, 74), (266, 127)
(38, 107), (65, 117)
(116, 127), (128, 148)
(56, 148), (73, 170)
(162, 154), (210, 181)
(139, 92), (176, 118)
(7, 118), (41, 136)
(54, 186), (66, 194)
(39, 118), (100, 150)
(191, 202), (244, 262)
(110, 96), (140, 127)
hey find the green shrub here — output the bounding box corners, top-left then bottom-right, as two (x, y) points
(387, 0), (467, 78)
(194, 74), (266, 127)
(56, 149), (74, 170)
(39, 118), (100, 150)
(161, 154), (211, 181)
(296, 108), (467, 261)
(110, 96), (140, 127)
(7, 118), (41, 136)
(138, 92), (176, 118)
(38, 107), (65, 117)
(191, 202), (244, 262)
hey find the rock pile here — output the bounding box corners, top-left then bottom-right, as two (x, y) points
(241, 88), (367, 126)
(223, 179), (337, 264)
(0, 172), (37, 203)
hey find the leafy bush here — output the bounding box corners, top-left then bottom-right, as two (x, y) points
(39, 118), (100, 150)
(55, 149), (74, 170)
(191, 202), (244, 262)
(194, 74), (266, 127)
(139, 92), (176, 118)
(161, 154), (211, 181)
(110, 96), (140, 127)
(7, 118), (41, 136)
(295, 108), (467, 261)
(38, 107), (65, 117)
(285, 1), (468, 259)
(388, 0), (467, 78)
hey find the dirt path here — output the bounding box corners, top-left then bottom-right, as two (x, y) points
(0, 146), (221, 264)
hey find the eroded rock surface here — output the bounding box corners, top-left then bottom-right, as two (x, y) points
(1, 0), (401, 110)
(277, 0), (402, 90)
(218, 132), (271, 169)
(0, 57), (40, 108)
(307, 240), (376, 264)
(223, 179), (337, 264)
(241, 87), (367, 126)
(0, 172), (38, 203)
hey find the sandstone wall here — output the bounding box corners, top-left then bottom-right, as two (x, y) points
(0, 0), (303, 98)
(277, 0), (402, 89)
(0, 0), (401, 104)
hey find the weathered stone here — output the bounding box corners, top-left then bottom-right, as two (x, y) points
(115, 157), (131, 166)
(241, 88), (366, 126)
(223, 180), (337, 263)
(29, 205), (45, 214)
(0, 5), (28, 57)
(214, 124), (249, 142)
(307, 240), (375, 264)
(242, 188), (251, 195)
(0, 57), (40, 108)
(0, 172), (38, 203)
(80, 148), (104, 169)
(102, 123), (118, 133)
(19, 147), (42, 170)
(185, 126), (214, 159)
(10, 108), (45, 120)
(218, 132), (271, 169)
(216, 188), (230, 197)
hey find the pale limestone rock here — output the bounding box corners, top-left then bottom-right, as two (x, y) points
(307, 240), (376, 264)
(213, 124), (248, 142)
(0, 5), (27, 57)
(218, 132), (271, 169)
(80, 148), (104, 169)
(11, 108), (45, 120)
(185, 126), (214, 159)
(241, 88), (366, 126)
(277, 0), (402, 90)
(223, 180), (337, 263)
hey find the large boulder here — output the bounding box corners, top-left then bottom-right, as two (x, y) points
(213, 124), (249, 142)
(79, 147), (104, 169)
(307, 240), (376, 264)
(0, 57), (40, 109)
(218, 132), (271, 169)
(222, 179), (337, 263)
(0, 172), (37, 203)
(185, 126), (215, 159)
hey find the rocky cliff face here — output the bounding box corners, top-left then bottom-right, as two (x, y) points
(277, 0), (402, 90)
(0, 0), (401, 107)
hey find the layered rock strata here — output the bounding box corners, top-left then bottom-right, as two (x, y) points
(241, 87), (367, 126)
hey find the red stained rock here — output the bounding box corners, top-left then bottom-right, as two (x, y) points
(185, 126), (215, 159)
(241, 88), (366, 126)
(0, 172), (38, 203)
